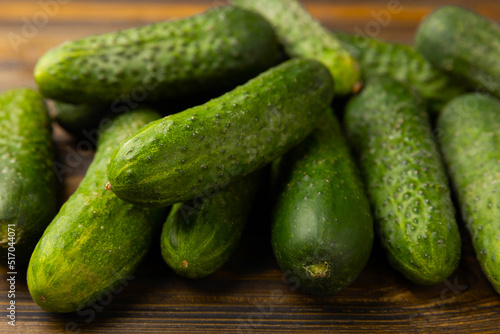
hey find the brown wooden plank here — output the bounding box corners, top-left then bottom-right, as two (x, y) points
(2, 235), (499, 333)
(1, 0), (500, 90)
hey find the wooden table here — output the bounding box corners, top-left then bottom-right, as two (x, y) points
(1, 0), (500, 332)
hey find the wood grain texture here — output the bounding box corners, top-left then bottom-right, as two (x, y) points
(1, 0), (500, 333)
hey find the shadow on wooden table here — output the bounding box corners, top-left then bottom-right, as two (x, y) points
(13, 197), (495, 333)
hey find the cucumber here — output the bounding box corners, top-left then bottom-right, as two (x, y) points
(272, 109), (373, 295)
(0, 88), (57, 266)
(334, 32), (467, 112)
(53, 101), (107, 140)
(107, 58), (333, 208)
(27, 109), (165, 313)
(345, 78), (461, 285)
(232, 0), (360, 96)
(437, 93), (500, 293)
(161, 171), (261, 279)
(34, 6), (281, 104)
(415, 6), (500, 98)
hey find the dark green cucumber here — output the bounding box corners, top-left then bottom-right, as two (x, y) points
(334, 32), (467, 112)
(27, 109), (165, 313)
(438, 94), (500, 293)
(107, 58), (333, 208)
(416, 6), (500, 98)
(0, 88), (57, 266)
(53, 101), (107, 140)
(272, 109), (373, 295)
(161, 171), (261, 279)
(34, 6), (281, 104)
(232, 0), (360, 95)
(345, 79), (461, 285)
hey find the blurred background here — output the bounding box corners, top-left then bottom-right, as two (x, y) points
(1, 0), (499, 91)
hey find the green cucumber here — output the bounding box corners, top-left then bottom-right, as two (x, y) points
(272, 109), (373, 295)
(334, 32), (467, 112)
(415, 6), (500, 98)
(53, 101), (107, 140)
(345, 79), (461, 285)
(27, 109), (165, 313)
(437, 93), (500, 293)
(232, 0), (360, 95)
(0, 88), (57, 265)
(161, 171), (261, 279)
(107, 58), (333, 208)
(34, 6), (281, 104)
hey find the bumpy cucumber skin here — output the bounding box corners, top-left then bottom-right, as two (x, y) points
(232, 0), (360, 96)
(27, 110), (165, 313)
(334, 32), (466, 112)
(107, 58), (333, 208)
(415, 6), (500, 98)
(345, 79), (461, 285)
(272, 110), (373, 295)
(34, 6), (281, 104)
(53, 101), (107, 139)
(438, 94), (500, 293)
(0, 88), (57, 265)
(161, 171), (261, 279)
